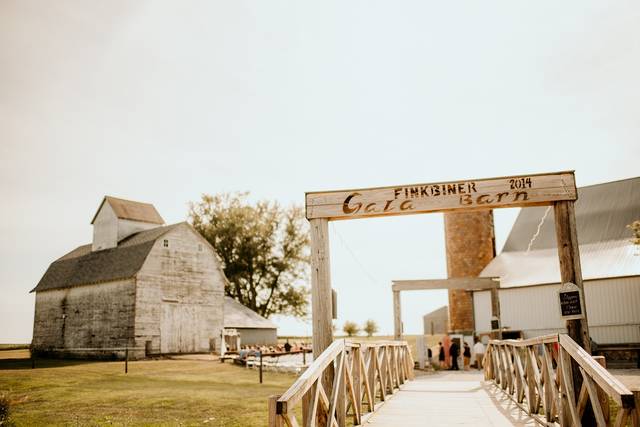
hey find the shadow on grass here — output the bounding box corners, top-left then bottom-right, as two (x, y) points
(0, 357), (103, 371)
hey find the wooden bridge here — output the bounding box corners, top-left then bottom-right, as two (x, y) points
(269, 335), (639, 426)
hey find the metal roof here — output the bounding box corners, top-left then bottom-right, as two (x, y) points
(224, 297), (277, 329)
(481, 177), (640, 288)
(31, 223), (182, 292)
(91, 196), (164, 225)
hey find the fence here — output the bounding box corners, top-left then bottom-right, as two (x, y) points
(269, 339), (414, 427)
(484, 333), (637, 426)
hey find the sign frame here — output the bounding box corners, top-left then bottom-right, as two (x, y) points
(558, 282), (585, 320)
(306, 171), (577, 221)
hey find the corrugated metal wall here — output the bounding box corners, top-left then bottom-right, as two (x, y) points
(473, 276), (640, 344)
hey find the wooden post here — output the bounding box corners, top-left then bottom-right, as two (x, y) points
(259, 352), (263, 384)
(553, 201), (590, 352)
(125, 347), (129, 374)
(353, 347), (362, 422)
(310, 218), (333, 359)
(490, 286), (502, 339)
(268, 395), (283, 427)
(393, 290), (402, 340)
(554, 200), (591, 424)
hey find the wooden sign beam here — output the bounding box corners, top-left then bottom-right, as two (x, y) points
(306, 171), (577, 221)
(392, 277), (499, 292)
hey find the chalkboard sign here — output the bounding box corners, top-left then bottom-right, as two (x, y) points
(491, 319), (500, 330)
(558, 282), (584, 320)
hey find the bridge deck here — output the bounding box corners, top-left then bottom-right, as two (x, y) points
(364, 371), (538, 426)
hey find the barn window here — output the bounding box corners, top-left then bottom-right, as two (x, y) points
(198, 244), (203, 252)
(163, 239), (169, 248)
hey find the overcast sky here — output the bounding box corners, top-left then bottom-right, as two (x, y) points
(1, 1), (639, 342)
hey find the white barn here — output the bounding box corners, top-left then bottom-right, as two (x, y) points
(32, 196), (265, 359)
(473, 177), (640, 347)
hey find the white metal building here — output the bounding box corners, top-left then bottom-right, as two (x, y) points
(474, 177), (640, 345)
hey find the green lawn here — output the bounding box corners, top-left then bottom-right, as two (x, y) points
(0, 350), (298, 426)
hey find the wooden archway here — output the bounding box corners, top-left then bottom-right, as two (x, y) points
(391, 277), (500, 340)
(305, 171), (589, 359)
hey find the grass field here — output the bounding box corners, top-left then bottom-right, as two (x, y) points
(0, 349), (298, 426)
(0, 335), (435, 426)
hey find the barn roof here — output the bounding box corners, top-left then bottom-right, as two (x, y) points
(481, 177), (640, 288)
(91, 196), (164, 225)
(31, 223), (183, 292)
(224, 297), (277, 329)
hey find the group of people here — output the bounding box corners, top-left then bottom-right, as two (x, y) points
(237, 341), (311, 360)
(435, 336), (486, 371)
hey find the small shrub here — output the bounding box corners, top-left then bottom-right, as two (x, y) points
(343, 321), (360, 337)
(363, 319), (379, 337)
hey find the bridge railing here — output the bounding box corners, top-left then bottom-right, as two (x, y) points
(484, 333), (636, 426)
(269, 339), (414, 427)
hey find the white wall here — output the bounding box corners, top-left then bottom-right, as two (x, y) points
(473, 276), (640, 344)
(117, 218), (158, 242)
(92, 202), (118, 251)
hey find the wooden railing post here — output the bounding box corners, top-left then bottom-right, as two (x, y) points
(269, 395), (282, 427)
(393, 290), (402, 340)
(353, 347), (362, 422)
(593, 355), (609, 424)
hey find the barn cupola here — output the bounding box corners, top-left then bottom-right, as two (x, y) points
(91, 196), (165, 251)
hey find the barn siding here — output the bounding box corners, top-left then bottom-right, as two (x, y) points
(134, 224), (225, 354)
(32, 279), (136, 357)
(473, 276), (640, 344)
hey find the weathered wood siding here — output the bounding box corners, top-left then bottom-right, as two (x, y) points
(32, 279), (136, 357)
(134, 224), (225, 354)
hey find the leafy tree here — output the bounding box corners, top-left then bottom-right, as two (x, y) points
(363, 319), (379, 337)
(189, 192), (309, 318)
(343, 321), (360, 337)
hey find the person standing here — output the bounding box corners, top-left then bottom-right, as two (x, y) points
(473, 338), (485, 370)
(463, 342), (471, 370)
(449, 341), (460, 371)
(438, 342), (445, 368)
(442, 335), (451, 369)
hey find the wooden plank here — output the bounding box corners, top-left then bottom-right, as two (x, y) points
(559, 334), (634, 407)
(579, 367), (606, 427)
(306, 171), (577, 220)
(559, 347), (581, 427)
(614, 408), (630, 427)
(392, 277), (499, 292)
(278, 340), (344, 412)
(392, 291), (402, 340)
(310, 217), (334, 395)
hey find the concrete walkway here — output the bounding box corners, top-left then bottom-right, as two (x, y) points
(365, 371), (538, 426)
